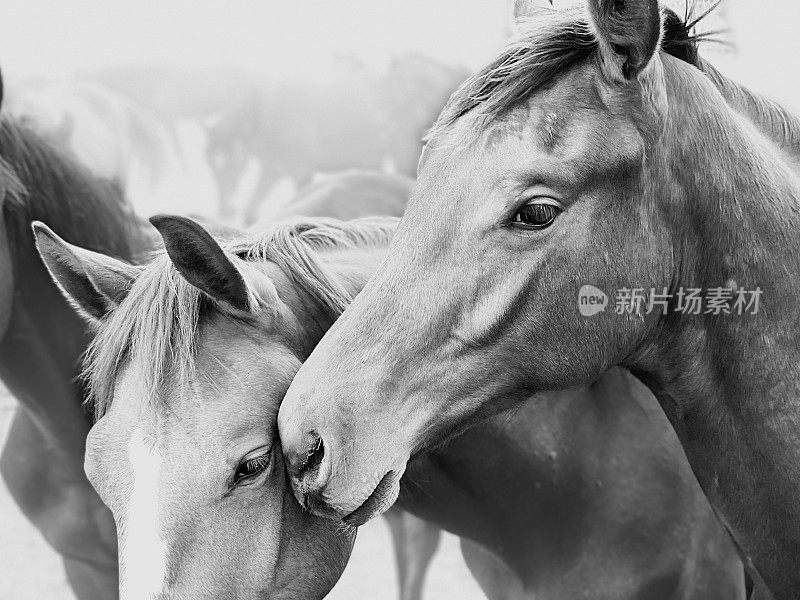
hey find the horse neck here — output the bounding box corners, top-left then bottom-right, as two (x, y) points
(628, 57), (800, 580)
(396, 370), (700, 584)
(698, 58), (800, 164)
(0, 125), (151, 459)
(647, 58), (800, 387)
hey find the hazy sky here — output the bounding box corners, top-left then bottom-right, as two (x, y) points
(711, 0), (800, 110)
(0, 0), (797, 106)
(0, 0), (510, 79)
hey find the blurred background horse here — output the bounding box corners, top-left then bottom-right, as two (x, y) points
(0, 83), (152, 599)
(4, 77), (217, 219)
(76, 57), (466, 224)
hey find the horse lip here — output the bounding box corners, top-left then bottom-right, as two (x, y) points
(342, 470), (398, 527)
(302, 493), (343, 520)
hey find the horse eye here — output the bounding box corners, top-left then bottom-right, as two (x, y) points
(512, 201), (562, 230)
(233, 449), (273, 486)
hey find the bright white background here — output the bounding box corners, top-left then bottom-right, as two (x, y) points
(0, 0), (509, 79)
(0, 0), (796, 110)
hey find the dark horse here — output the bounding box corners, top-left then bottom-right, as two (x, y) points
(0, 72), (150, 598)
(277, 1), (800, 598)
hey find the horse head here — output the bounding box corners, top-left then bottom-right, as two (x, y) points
(35, 218), (355, 600)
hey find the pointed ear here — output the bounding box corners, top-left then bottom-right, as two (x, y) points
(588, 0), (662, 81)
(33, 222), (140, 323)
(149, 215), (253, 313)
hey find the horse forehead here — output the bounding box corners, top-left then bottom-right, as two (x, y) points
(196, 312), (301, 389)
(84, 368), (153, 489)
(482, 102), (569, 155)
(424, 97), (642, 204)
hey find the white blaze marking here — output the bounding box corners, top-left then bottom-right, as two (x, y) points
(121, 430), (169, 599)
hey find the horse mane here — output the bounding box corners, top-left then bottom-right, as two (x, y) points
(85, 216), (397, 419)
(428, 5), (596, 139)
(695, 59), (800, 158)
(0, 117), (143, 265)
(428, 4), (719, 141)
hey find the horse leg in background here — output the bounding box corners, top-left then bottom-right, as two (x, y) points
(460, 538), (526, 600)
(0, 408), (118, 600)
(383, 507), (442, 600)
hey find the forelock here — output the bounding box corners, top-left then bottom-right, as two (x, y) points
(426, 4), (706, 144)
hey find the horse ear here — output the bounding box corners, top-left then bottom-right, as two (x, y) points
(33, 222), (140, 323)
(149, 215), (253, 313)
(587, 0), (662, 81)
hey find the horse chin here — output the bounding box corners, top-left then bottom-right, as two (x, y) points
(342, 469), (402, 527)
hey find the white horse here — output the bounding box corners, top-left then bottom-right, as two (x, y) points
(5, 78), (218, 218)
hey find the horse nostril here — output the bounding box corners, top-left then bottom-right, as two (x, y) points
(302, 435), (325, 474)
(285, 430), (327, 488)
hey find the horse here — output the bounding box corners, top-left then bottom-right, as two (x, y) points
(0, 82), (152, 597)
(6, 163), (430, 600)
(275, 1), (800, 597)
(0, 155), (424, 599)
(264, 171), (412, 223)
(86, 61), (461, 224)
(85, 65), (261, 123)
(4, 77), (218, 218)
(36, 215), (750, 599)
(203, 56), (466, 224)
(82, 65), (265, 222)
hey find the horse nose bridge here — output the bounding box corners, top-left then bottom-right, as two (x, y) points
(278, 379), (329, 452)
(118, 506), (213, 600)
(121, 587), (179, 600)
(118, 539), (172, 600)
(279, 336), (371, 437)
(121, 588), (168, 600)
(118, 535), (185, 600)
(117, 428), (184, 600)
